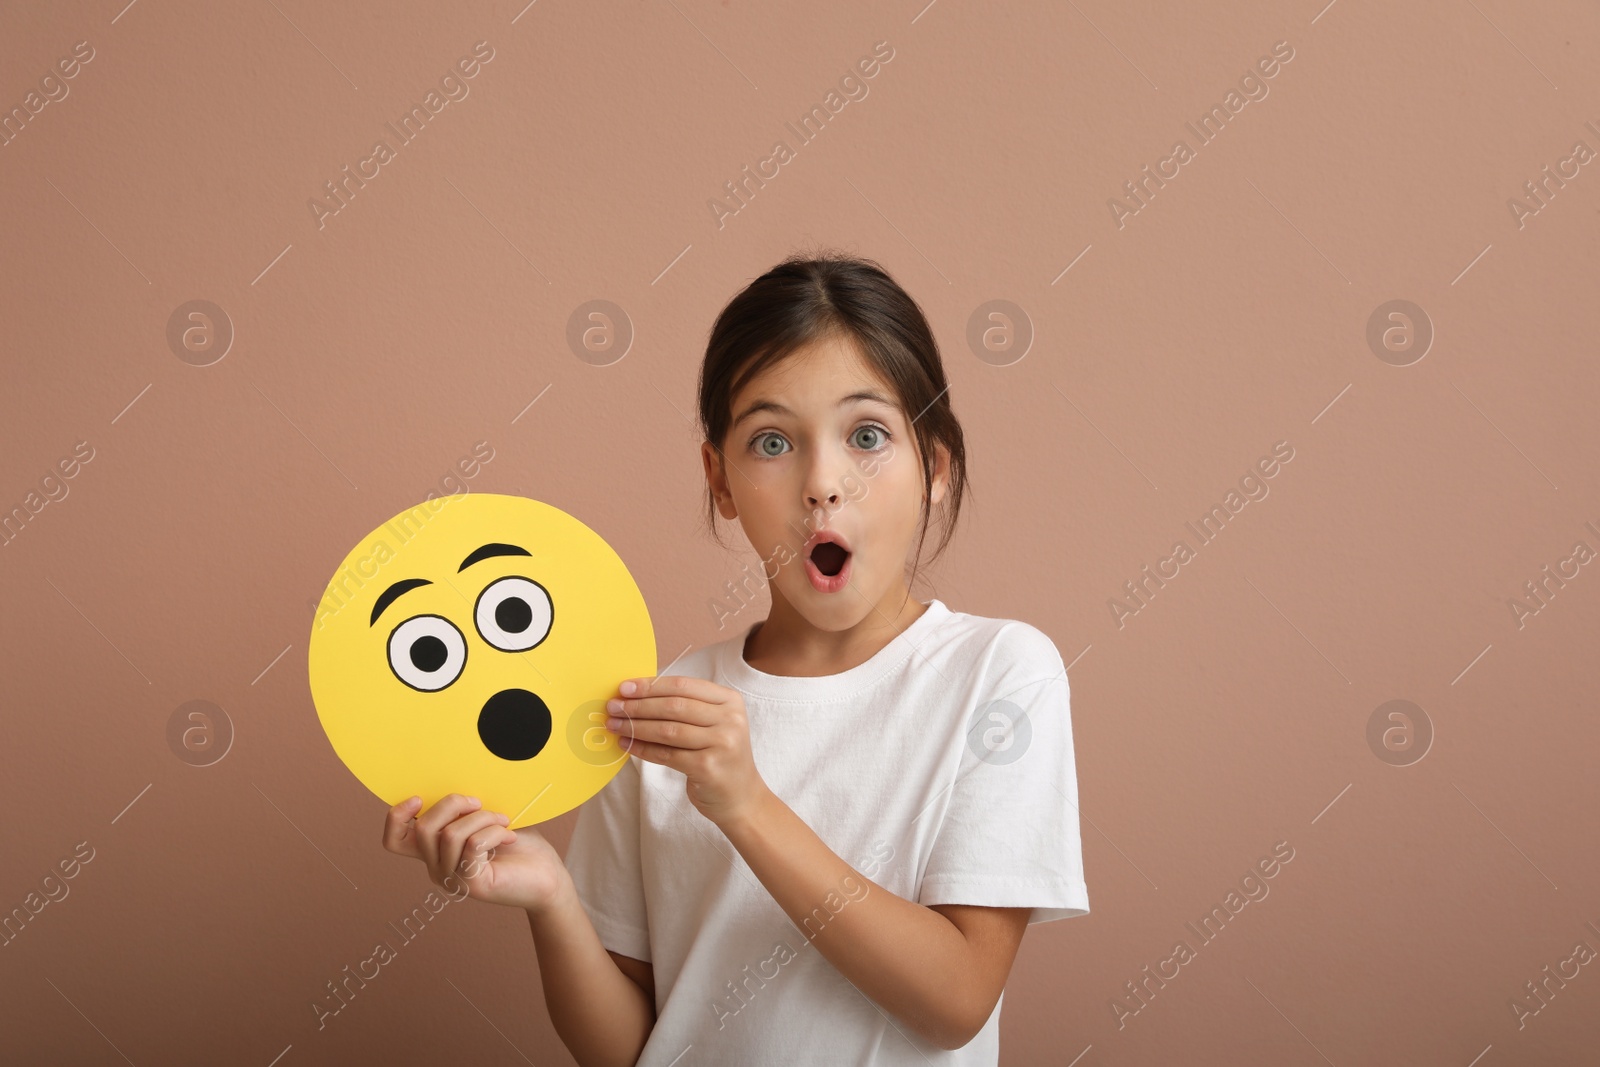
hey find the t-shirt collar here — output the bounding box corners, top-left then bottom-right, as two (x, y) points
(718, 598), (951, 704)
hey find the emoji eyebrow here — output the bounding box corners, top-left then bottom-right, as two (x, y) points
(370, 578), (432, 626)
(459, 542), (532, 571)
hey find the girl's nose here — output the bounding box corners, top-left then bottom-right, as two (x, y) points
(802, 441), (854, 510)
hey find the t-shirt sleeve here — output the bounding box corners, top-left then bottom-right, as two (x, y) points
(917, 623), (1090, 925)
(563, 755), (652, 961)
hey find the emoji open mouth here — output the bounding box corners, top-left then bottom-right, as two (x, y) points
(478, 688), (553, 761)
(810, 541), (849, 577)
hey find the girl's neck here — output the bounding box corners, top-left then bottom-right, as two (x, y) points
(742, 582), (929, 678)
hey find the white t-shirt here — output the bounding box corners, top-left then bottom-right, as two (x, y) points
(563, 598), (1089, 1066)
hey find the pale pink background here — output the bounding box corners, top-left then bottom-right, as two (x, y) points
(2, 1), (1597, 1064)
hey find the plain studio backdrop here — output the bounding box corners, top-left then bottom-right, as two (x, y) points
(1, 1), (1597, 1064)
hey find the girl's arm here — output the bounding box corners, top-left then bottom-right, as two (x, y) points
(383, 794), (655, 1067)
(525, 870), (656, 1067)
(719, 791), (1029, 1051)
(609, 674), (1033, 1050)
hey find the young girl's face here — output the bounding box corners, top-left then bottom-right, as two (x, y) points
(703, 333), (948, 629)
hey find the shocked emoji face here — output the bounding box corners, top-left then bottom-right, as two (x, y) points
(308, 493), (655, 828)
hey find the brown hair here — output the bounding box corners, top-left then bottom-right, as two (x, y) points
(696, 250), (970, 592)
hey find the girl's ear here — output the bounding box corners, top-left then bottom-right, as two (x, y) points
(928, 441), (951, 507)
(701, 440), (739, 519)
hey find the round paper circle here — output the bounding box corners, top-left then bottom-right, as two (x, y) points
(308, 494), (655, 828)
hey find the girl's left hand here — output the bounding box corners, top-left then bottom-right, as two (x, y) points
(604, 675), (769, 828)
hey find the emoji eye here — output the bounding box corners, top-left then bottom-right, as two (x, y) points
(474, 576), (553, 652)
(387, 615), (467, 691)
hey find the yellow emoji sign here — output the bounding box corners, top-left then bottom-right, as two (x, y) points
(308, 494), (655, 827)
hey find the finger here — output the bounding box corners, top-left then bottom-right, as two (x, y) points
(437, 809), (510, 880)
(620, 675), (734, 707)
(383, 796), (425, 858)
(457, 823), (518, 882)
(609, 715), (711, 751)
(414, 794), (483, 869)
(610, 691), (718, 728)
(616, 735), (674, 768)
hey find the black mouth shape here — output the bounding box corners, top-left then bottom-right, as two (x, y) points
(478, 688), (552, 761)
(810, 541), (850, 578)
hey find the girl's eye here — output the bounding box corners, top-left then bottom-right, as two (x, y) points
(751, 432), (790, 458)
(749, 425), (891, 457)
(851, 425), (891, 451)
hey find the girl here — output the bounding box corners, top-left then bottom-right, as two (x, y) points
(383, 253), (1089, 1065)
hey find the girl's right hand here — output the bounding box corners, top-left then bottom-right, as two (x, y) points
(382, 793), (571, 914)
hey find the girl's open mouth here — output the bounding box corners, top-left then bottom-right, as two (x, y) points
(805, 537), (852, 593)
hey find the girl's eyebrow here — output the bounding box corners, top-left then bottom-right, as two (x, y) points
(732, 390), (897, 428)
